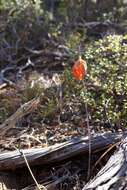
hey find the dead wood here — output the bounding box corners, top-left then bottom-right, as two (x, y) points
(0, 131), (126, 171)
(0, 97), (40, 136)
(83, 136), (127, 190)
(25, 47), (69, 58)
(22, 175), (69, 190)
(0, 66), (16, 86)
(67, 21), (126, 37)
(0, 83), (7, 89)
(0, 59), (35, 86)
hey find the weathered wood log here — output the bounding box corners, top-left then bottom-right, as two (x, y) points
(83, 136), (127, 190)
(0, 97), (40, 136)
(0, 131), (126, 171)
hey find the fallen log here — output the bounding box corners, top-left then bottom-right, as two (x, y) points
(0, 131), (126, 171)
(83, 136), (127, 190)
(0, 97), (40, 136)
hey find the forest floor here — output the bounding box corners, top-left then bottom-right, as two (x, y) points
(0, 12), (127, 189)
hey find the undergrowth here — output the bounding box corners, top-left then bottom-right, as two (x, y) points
(1, 34), (127, 130)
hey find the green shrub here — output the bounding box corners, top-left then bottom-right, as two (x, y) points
(64, 35), (127, 129)
(84, 34), (127, 128)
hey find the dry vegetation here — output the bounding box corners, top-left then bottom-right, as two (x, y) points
(0, 0), (127, 189)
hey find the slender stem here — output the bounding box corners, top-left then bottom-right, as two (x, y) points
(85, 102), (91, 180)
(83, 80), (91, 180)
(78, 45), (81, 60)
(19, 150), (47, 190)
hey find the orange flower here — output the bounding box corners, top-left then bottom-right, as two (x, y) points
(72, 56), (87, 80)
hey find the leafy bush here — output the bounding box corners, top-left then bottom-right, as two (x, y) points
(85, 35), (127, 128)
(64, 35), (127, 129)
